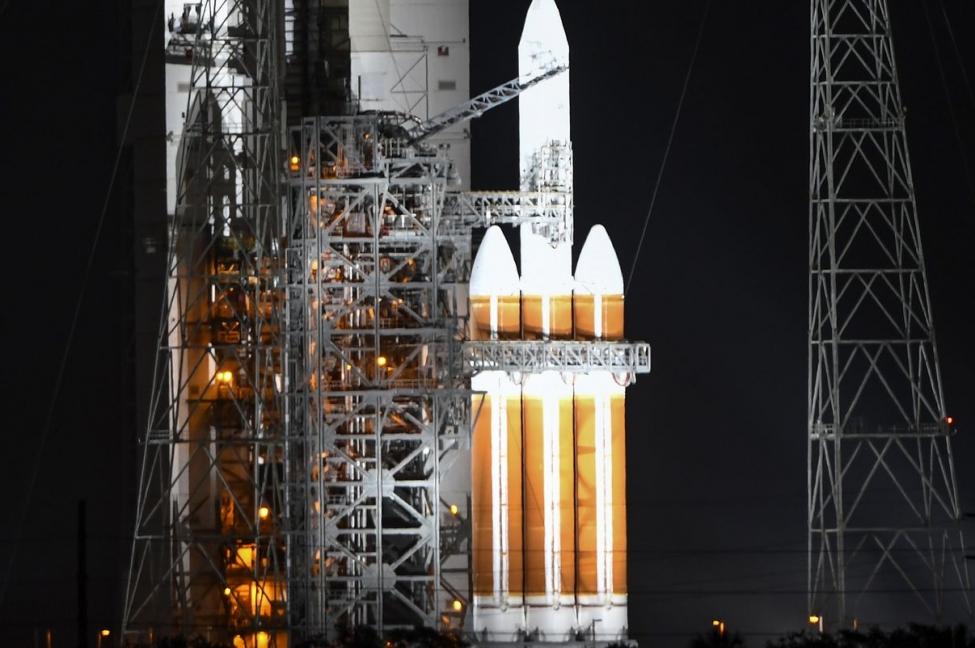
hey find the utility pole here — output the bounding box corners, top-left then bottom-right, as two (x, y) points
(78, 500), (87, 648)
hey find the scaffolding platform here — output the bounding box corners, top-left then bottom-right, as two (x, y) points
(463, 340), (651, 375)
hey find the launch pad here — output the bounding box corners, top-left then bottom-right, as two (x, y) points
(123, 0), (649, 645)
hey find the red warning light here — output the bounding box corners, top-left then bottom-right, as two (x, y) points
(945, 416), (955, 426)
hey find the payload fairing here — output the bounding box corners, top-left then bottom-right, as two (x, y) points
(470, 0), (630, 641)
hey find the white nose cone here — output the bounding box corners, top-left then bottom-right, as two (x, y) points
(518, 0), (570, 183)
(471, 226), (520, 296)
(574, 225), (625, 297)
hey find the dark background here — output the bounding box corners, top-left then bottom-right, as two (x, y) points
(1, 1), (973, 646)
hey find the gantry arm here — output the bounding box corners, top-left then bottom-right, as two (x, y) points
(407, 62), (568, 144)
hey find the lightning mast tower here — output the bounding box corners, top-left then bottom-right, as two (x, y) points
(808, 0), (971, 625)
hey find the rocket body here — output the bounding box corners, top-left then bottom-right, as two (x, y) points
(470, 0), (630, 641)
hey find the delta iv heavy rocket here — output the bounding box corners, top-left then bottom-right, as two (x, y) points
(469, 0), (630, 641)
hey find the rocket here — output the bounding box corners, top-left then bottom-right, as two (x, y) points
(470, 0), (629, 642)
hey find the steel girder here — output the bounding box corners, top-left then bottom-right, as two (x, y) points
(463, 341), (651, 376)
(440, 191), (573, 243)
(808, 0), (971, 626)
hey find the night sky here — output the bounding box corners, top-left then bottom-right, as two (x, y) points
(2, 1), (975, 646)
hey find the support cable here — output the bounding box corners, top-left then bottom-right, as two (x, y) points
(0, 0), (163, 610)
(626, 0), (711, 293)
(921, 0), (975, 207)
(939, 2), (975, 115)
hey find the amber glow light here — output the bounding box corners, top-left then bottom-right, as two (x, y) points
(452, 599), (463, 612)
(259, 506), (270, 520)
(100, 629), (111, 637)
(289, 155), (301, 172)
(376, 356), (388, 367)
(449, 504), (459, 516)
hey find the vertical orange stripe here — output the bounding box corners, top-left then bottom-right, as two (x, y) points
(573, 295), (596, 340)
(522, 296), (544, 340)
(498, 296), (521, 340)
(574, 395), (597, 594)
(611, 394), (627, 595)
(471, 393), (493, 595)
(550, 295), (573, 338)
(603, 295), (625, 340)
(469, 296), (491, 341)
(522, 396), (546, 595)
(506, 397), (524, 594)
(559, 398), (576, 596)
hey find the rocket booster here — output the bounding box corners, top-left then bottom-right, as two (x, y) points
(574, 225), (625, 340)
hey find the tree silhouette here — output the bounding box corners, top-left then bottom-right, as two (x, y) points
(766, 625), (974, 648)
(691, 629), (746, 648)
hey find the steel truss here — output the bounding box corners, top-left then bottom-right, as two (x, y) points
(463, 341), (651, 376)
(808, 0), (971, 625)
(123, 1), (288, 645)
(441, 191), (572, 243)
(285, 115), (472, 640)
(407, 64), (568, 144)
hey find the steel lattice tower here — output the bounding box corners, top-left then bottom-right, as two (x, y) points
(808, 0), (971, 626)
(283, 115), (473, 636)
(123, 1), (288, 644)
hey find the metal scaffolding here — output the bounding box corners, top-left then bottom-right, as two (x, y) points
(808, 0), (971, 625)
(284, 114), (472, 638)
(463, 341), (650, 375)
(123, 0), (288, 645)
